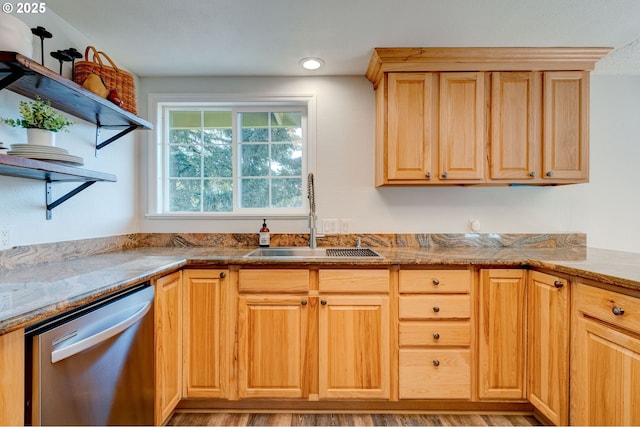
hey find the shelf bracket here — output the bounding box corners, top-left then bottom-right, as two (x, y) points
(94, 119), (139, 157)
(45, 180), (97, 220)
(0, 69), (26, 90)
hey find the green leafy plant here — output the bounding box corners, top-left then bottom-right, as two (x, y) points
(1, 96), (73, 132)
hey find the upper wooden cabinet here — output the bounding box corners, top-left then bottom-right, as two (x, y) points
(367, 47), (610, 186)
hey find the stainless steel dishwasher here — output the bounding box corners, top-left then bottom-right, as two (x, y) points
(25, 283), (154, 426)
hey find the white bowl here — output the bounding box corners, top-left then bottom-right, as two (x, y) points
(0, 14), (33, 58)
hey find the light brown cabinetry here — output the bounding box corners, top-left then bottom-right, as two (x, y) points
(183, 269), (229, 399)
(154, 271), (182, 426)
(478, 269), (527, 400)
(237, 268), (310, 399)
(398, 269), (472, 399)
(0, 328), (24, 426)
(237, 268), (390, 400)
(379, 72), (486, 185)
(571, 283), (640, 426)
(527, 271), (569, 425)
(367, 47), (609, 186)
(318, 268), (390, 399)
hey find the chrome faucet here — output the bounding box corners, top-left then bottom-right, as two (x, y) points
(307, 173), (317, 249)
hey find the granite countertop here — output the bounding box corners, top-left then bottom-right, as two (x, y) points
(1, 245), (640, 335)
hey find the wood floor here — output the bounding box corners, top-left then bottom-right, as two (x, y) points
(167, 412), (541, 426)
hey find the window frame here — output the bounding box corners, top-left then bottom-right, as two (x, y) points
(146, 93), (316, 220)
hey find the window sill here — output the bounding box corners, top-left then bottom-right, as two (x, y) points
(145, 213), (308, 220)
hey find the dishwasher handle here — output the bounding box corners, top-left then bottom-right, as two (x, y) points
(51, 301), (152, 363)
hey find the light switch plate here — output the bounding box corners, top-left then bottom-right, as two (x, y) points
(322, 218), (338, 235)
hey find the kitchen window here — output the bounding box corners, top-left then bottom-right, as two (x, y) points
(148, 95), (315, 218)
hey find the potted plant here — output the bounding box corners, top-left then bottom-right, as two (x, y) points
(1, 95), (73, 146)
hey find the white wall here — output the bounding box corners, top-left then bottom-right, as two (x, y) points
(0, 12), (139, 247)
(138, 75), (640, 253)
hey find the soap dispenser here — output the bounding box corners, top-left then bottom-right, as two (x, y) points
(259, 219), (270, 247)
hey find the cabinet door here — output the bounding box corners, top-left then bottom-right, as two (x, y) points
(543, 71), (589, 181)
(571, 283), (640, 425)
(386, 73), (438, 182)
(527, 271), (569, 426)
(439, 72), (487, 181)
(0, 328), (24, 426)
(490, 72), (541, 181)
(318, 295), (389, 399)
(479, 269), (527, 400)
(154, 271), (182, 426)
(238, 295), (309, 398)
(183, 269), (228, 398)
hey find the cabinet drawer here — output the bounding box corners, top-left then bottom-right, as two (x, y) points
(399, 270), (471, 293)
(399, 348), (471, 399)
(575, 283), (640, 333)
(399, 320), (471, 346)
(318, 269), (389, 293)
(238, 269), (309, 293)
(399, 295), (470, 320)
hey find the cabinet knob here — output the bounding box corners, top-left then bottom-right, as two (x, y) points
(553, 280), (563, 288)
(529, 171), (537, 178)
(433, 360), (440, 367)
(426, 171), (431, 179)
(321, 300), (328, 306)
(612, 306), (625, 316)
(432, 306), (440, 313)
(546, 171), (554, 177)
(301, 299), (308, 306)
(432, 278), (440, 286)
(219, 272), (226, 279)
(442, 172), (448, 179)
(433, 332), (440, 340)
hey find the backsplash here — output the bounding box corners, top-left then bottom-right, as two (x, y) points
(0, 232), (586, 270)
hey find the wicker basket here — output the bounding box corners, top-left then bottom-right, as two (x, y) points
(73, 46), (137, 115)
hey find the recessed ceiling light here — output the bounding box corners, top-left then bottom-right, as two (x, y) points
(299, 57), (324, 70)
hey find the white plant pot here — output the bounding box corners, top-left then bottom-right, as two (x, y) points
(27, 128), (56, 146)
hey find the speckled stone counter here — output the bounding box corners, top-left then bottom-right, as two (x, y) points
(1, 233), (640, 336)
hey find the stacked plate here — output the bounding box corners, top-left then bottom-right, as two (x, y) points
(8, 144), (84, 166)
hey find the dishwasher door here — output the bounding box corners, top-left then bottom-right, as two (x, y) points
(27, 284), (154, 426)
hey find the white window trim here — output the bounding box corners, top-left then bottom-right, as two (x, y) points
(145, 93), (316, 220)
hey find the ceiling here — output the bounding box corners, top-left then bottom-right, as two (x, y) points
(45, 0), (640, 77)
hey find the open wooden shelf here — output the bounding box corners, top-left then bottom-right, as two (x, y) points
(0, 51), (151, 129)
(0, 154), (116, 182)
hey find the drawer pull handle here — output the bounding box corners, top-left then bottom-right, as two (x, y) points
(553, 280), (563, 288)
(612, 306), (625, 316)
(321, 300), (327, 306)
(432, 306), (440, 313)
(433, 332), (440, 340)
(301, 300), (308, 306)
(432, 278), (440, 286)
(219, 272), (226, 279)
(433, 360), (440, 367)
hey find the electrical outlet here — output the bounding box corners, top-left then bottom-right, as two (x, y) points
(469, 219), (481, 233)
(0, 225), (10, 250)
(0, 292), (12, 314)
(322, 218), (338, 235)
(340, 219), (351, 233)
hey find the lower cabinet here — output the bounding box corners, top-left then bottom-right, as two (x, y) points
(318, 294), (390, 399)
(237, 294), (310, 399)
(571, 283), (640, 425)
(527, 271), (569, 425)
(0, 328), (24, 426)
(154, 271), (183, 426)
(398, 269), (472, 399)
(182, 269), (229, 399)
(478, 269), (527, 400)
(237, 268), (390, 400)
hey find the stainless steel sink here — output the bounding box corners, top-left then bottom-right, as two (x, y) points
(244, 247), (382, 259)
